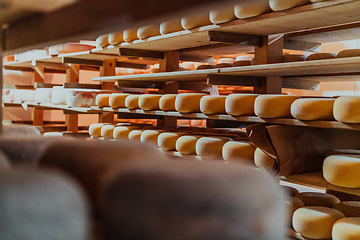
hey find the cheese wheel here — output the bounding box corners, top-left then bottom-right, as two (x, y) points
(295, 192), (340, 208)
(108, 31), (124, 45)
(269, 0), (311, 11)
(334, 201), (360, 218)
(197, 65), (215, 70)
(141, 130), (167, 146)
(285, 197), (305, 225)
(337, 49), (360, 58)
(234, 0), (271, 19)
(89, 123), (110, 138)
(323, 155), (360, 188)
(175, 93), (206, 113)
(254, 95), (299, 118)
(125, 95), (141, 109)
(123, 29), (139, 42)
(138, 94), (162, 110)
(200, 95), (227, 114)
(306, 52), (336, 61)
(210, 6), (236, 24)
(222, 141), (256, 164)
(159, 94), (177, 111)
(181, 14), (212, 30)
(292, 206), (345, 239)
(150, 68), (160, 73)
(96, 94), (110, 107)
(101, 125), (116, 139)
(137, 25), (160, 40)
(35, 88), (52, 103)
(176, 135), (200, 155)
(128, 130), (143, 141)
(254, 148), (276, 171)
(43, 132), (63, 138)
(225, 94), (258, 116)
(332, 217), (360, 240)
(95, 34), (109, 48)
(290, 98), (335, 120)
(160, 19), (184, 34)
(109, 93), (130, 108)
(232, 60), (251, 67)
(215, 63), (232, 68)
(283, 54), (306, 62)
(282, 186), (300, 197)
(158, 132), (186, 151)
(48, 43), (94, 55)
(196, 137), (231, 160)
(113, 126), (141, 140)
(334, 96), (360, 123)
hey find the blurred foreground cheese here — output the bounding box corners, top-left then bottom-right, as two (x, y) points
(254, 95), (299, 118)
(175, 93), (206, 113)
(334, 96), (360, 123)
(291, 98), (335, 120)
(196, 136), (231, 160)
(235, 0), (271, 19)
(200, 95), (226, 114)
(269, 0), (311, 11)
(332, 217), (360, 240)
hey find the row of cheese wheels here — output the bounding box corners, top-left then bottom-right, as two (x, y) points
(96, 0), (326, 46)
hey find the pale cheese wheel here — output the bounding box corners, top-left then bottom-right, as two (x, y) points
(43, 132), (63, 137)
(282, 186), (300, 197)
(291, 98), (335, 120)
(159, 94), (177, 111)
(101, 125), (116, 139)
(96, 94), (110, 107)
(108, 31), (124, 45)
(137, 25), (160, 40)
(89, 123), (110, 138)
(332, 217), (360, 240)
(181, 13), (212, 30)
(222, 141), (256, 164)
(176, 135), (200, 155)
(323, 155), (360, 188)
(269, 0), (311, 11)
(141, 129), (167, 146)
(334, 96), (360, 123)
(294, 192), (340, 208)
(113, 126), (141, 140)
(254, 148), (276, 171)
(138, 94), (162, 110)
(200, 95), (227, 114)
(210, 6), (236, 24)
(292, 206), (345, 239)
(109, 93), (130, 108)
(337, 49), (360, 58)
(254, 95), (299, 118)
(125, 95), (141, 109)
(234, 0), (271, 19)
(283, 54), (306, 62)
(160, 19), (184, 35)
(225, 94), (258, 116)
(123, 29), (139, 42)
(96, 35), (109, 48)
(232, 60), (251, 67)
(128, 130), (143, 141)
(306, 52), (336, 61)
(158, 132), (187, 151)
(175, 93), (206, 113)
(285, 197), (305, 225)
(196, 137), (231, 160)
(334, 201), (360, 218)
(196, 64), (215, 70)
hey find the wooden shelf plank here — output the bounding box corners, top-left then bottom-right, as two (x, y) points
(25, 103), (100, 114)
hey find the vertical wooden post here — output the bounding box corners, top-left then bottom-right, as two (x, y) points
(65, 64), (80, 132)
(99, 59), (116, 124)
(33, 67), (44, 126)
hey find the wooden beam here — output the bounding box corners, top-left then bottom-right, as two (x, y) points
(119, 48), (164, 59)
(283, 38), (321, 52)
(117, 113), (162, 120)
(63, 57), (103, 66)
(65, 64), (80, 132)
(63, 83), (102, 89)
(115, 61), (147, 69)
(35, 83), (62, 88)
(159, 51), (180, 73)
(32, 66), (44, 126)
(282, 78), (320, 90)
(178, 82), (212, 92)
(99, 59), (116, 124)
(32, 60), (68, 70)
(117, 81), (163, 89)
(179, 53), (214, 63)
(207, 74), (262, 87)
(208, 31), (263, 47)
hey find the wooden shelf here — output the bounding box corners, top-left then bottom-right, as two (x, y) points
(25, 103), (100, 114)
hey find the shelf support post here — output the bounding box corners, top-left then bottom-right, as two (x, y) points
(65, 64), (80, 132)
(99, 59), (116, 124)
(32, 66), (44, 126)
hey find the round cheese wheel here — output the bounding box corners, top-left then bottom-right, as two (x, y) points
(225, 94), (258, 116)
(137, 25), (160, 40)
(215, 63), (232, 68)
(291, 98), (335, 120)
(176, 135), (200, 155)
(306, 52), (336, 61)
(150, 68), (160, 73)
(200, 95), (227, 114)
(197, 64), (215, 70)
(282, 186), (300, 197)
(323, 155), (360, 188)
(139, 94), (162, 110)
(222, 141), (256, 164)
(141, 129), (167, 146)
(158, 132), (187, 151)
(210, 6), (236, 24)
(109, 93), (130, 108)
(101, 125), (116, 139)
(128, 130), (143, 141)
(295, 192), (340, 208)
(125, 95), (141, 109)
(196, 137), (231, 160)
(175, 93), (206, 113)
(292, 206), (345, 239)
(232, 60), (251, 67)
(283, 54), (306, 62)
(234, 0), (271, 19)
(160, 19), (184, 34)
(113, 126), (141, 140)
(159, 94), (177, 111)
(269, 0), (311, 11)
(285, 197), (305, 225)
(334, 201), (360, 218)
(123, 29), (139, 42)
(95, 34), (109, 48)
(337, 49), (360, 58)
(254, 95), (299, 118)
(181, 14), (212, 30)
(89, 123), (110, 138)
(108, 32), (124, 45)
(334, 96), (360, 123)
(254, 148), (276, 171)
(332, 217), (360, 240)
(96, 94), (110, 107)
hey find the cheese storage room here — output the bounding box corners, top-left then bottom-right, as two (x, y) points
(1, 0), (360, 239)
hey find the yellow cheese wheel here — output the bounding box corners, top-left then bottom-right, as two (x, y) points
(125, 95), (140, 109)
(234, 0), (271, 19)
(160, 19), (184, 34)
(113, 126), (141, 140)
(292, 206), (345, 239)
(137, 25), (160, 40)
(285, 197), (305, 225)
(323, 155), (360, 188)
(95, 94), (110, 107)
(159, 94), (177, 111)
(158, 132), (186, 151)
(254, 148), (276, 171)
(196, 137), (231, 160)
(283, 54), (306, 62)
(175, 93), (206, 113)
(294, 192), (340, 208)
(196, 65), (215, 70)
(139, 94), (162, 110)
(141, 129), (167, 146)
(334, 201), (360, 218)
(128, 130), (143, 141)
(222, 141), (256, 164)
(101, 125), (116, 139)
(306, 52), (336, 61)
(123, 29), (139, 42)
(334, 96), (360, 123)
(225, 94), (258, 116)
(175, 135), (200, 155)
(108, 31), (124, 45)
(254, 95), (299, 118)
(290, 98), (335, 120)
(109, 93), (130, 108)
(210, 6), (236, 24)
(332, 217), (360, 240)
(282, 186), (300, 197)
(89, 123), (110, 138)
(95, 34), (109, 48)
(200, 95), (227, 114)
(337, 49), (360, 58)
(269, 0), (311, 11)
(181, 14), (212, 30)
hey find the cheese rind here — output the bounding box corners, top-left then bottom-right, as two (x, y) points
(113, 126), (141, 140)
(254, 148), (276, 171)
(158, 132), (186, 151)
(176, 135), (200, 155)
(200, 95), (227, 114)
(254, 95), (299, 118)
(175, 93), (206, 113)
(306, 52), (336, 61)
(210, 6), (236, 24)
(234, 0), (271, 19)
(222, 141), (256, 163)
(160, 19), (184, 34)
(138, 94), (162, 110)
(159, 94), (177, 111)
(269, 0), (311, 11)
(123, 29), (139, 42)
(225, 94), (258, 116)
(89, 123), (109, 138)
(141, 130), (167, 146)
(332, 217), (360, 240)
(337, 49), (360, 58)
(137, 25), (160, 40)
(101, 125), (116, 139)
(283, 54), (306, 62)
(285, 197), (305, 225)
(109, 93), (130, 108)
(125, 95), (141, 109)
(334, 96), (360, 123)
(291, 98), (335, 120)
(128, 130), (143, 141)
(96, 35), (109, 48)
(96, 94), (111, 107)
(181, 14), (212, 30)
(196, 137), (231, 160)
(108, 32), (124, 45)
(294, 192), (340, 208)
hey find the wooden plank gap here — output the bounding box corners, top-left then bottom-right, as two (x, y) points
(63, 57), (103, 66)
(116, 61), (147, 69)
(208, 31), (263, 47)
(117, 80), (163, 89)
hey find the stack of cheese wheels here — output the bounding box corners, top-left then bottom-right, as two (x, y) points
(234, 0), (271, 19)
(306, 52), (336, 61)
(222, 141), (256, 164)
(225, 94), (258, 116)
(333, 96), (360, 123)
(101, 125), (116, 139)
(159, 94), (177, 111)
(290, 98), (335, 120)
(282, 185), (300, 197)
(175, 93), (206, 113)
(200, 95), (227, 114)
(125, 95), (141, 109)
(210, 6), (236, 24)
(233, 55), (253, 67)
(128, 129), (144, 141)
(176, 135), (201, 155)
(282, 54), (306, 62)
(89, 123), (110, 138)
(269, 0), (311, 11)
(323, 155), (360, 188)
(294, 192), (340, 208)
(196, 136), (231, 160)
(158, 132), (187, 151)
(96, 34), (109, 48)
(139, 94), (162, 110)
(160, 19), (184, 34)
(337, 49), (360, 58)
(332, 217), (360, 240)
(285, 197), (305, 225)
(137, 25), (160, 40)
(141, 129), (168, 146)
(254, 148), (276, 171)
(292, 206), (345, 239)
(96, 94), (111, 107)
(108, 31), (124, 45)
(109, 93), (130, 108)
(334, 201), (360, 217)
(123, 29), (139, 42)
(254, 95), (299, 118)
(113, 125), (142, 140)
(181, 13), (212, 30)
